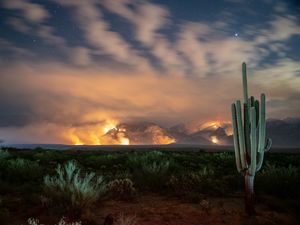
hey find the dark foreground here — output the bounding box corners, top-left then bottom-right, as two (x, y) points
(0, 148), (299, 225)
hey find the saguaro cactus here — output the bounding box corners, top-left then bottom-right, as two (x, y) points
(231, 62), (272, 215)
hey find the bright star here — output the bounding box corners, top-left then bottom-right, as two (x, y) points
(234, 33), (239, 37)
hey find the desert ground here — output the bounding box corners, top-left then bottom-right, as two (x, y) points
(0, 147), (299, 225)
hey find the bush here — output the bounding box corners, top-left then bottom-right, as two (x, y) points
(115, 213), (137, 225)
(257, 163), (299, 196)
(128, 151), (175, 189)
(1, 158), (42, 182)
(44, 161), (107, 212)
(0, 149), (10, 160)
(168, 167), (223, 194)
(108, 178), (136, 200)
(27, 217), (81, 225)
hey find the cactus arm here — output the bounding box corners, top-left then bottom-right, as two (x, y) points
(265, 138), (272, 151)
(254, 100), (259, 127)
(242, 63), (251, 158)
(258, 94), (266, 153)
(236, 100), (247, 169)
(249, 107), (257, 176)
(231, 103), (242, 172)
(242, 62), (248, 105)
(256, 152), (264, 172)
(250, 96), (255, 107)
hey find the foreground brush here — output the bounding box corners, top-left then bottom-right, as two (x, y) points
(231, 62), (272, 215)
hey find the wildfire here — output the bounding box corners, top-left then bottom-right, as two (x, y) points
(69, 133), (84, 145)
(67, 119), (131, 145)
(120, 137), (130, 145)
(103, 120), (118, 133)
(211, 136), (218, 144)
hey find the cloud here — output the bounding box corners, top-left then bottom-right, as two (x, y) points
(2, 0), (49, 23)
(2, 0), (67, 47)
(54, 0), (151, 71)
(0, 60), (245, 143)
(101, 0), (186, 75)
(255, 15), (300, 44)
(70, 47), (92, 66)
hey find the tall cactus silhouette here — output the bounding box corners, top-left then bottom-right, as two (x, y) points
(231, 62), (272, 215)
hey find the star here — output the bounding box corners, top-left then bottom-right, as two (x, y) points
(234, 33), (239, 37)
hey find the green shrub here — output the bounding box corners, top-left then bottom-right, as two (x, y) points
(108, 178), (136, 200)
(257, 163), (299, 196)
(44, 161), (107, 212)
(128, 151), (175, 189)
(1, 158), (42, 182)
(115, 213), (137, 225)
(168, 167), (223, 194)
(0, 149), (10, 160)
(27, 217), (81, 225)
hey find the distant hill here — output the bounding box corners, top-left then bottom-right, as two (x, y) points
(266, 118), (300, 147)
(112, 118), (300, 147)
(2, 118), (300, 148)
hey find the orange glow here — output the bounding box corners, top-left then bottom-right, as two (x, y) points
(66, 119), (132, 145)
(103, 120), (118, 133)
(69, 133), (84, 145)
(211, 136), (218, 144)
(208, 121), (221, 129)
(155, 136), (176, 144)
(120, 137), (130, 145)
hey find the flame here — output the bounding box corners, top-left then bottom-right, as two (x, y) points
(103, 120), (118, 133)
(146, 125), (176, 144)
(69, 132), (84, 145)
(120, 137), (130, 145)
(67, 119), (130, 145)
(211, 136), (218, 144)
(207, 121), (222, 129)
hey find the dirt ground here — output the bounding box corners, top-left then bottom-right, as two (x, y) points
(10, 194), (298, 225)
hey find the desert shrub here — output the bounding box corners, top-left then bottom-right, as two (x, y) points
(115, 213), (138, 225)
(128, 151), (175, 189)
(221, 174), (243, 193)
(0, 149), (10, 160)
(27, 217), (81, 225)
(214, 152), (235, 170)
(44, 161), (107, 212)
(1, 158), (42, 182)
(168, 167), (224, 194)
(108, 178), (136, 200)
(83, 154), (127, 170)
(34, 151), (59, 163)
(257, 163), (299, 196)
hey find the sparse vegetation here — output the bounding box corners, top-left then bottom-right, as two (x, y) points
(0, 148), (299, 224)
(27, 217), (81, 225)
(0, 158), (42, 182)
(108, 178), (136, 200)
(0, 149), (10, 160)
(257, 163), (299, 196)
(44, 161), (107, 212)
(115, 213), (138, 225)
(128, 151), (175, 189)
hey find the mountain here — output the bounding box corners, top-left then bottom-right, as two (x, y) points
(103, 122), (176, 145)
(102, 118), (300, 147)
(266, 118), (300, 147)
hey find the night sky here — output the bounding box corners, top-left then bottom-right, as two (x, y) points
(0, 0), (300, 144)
